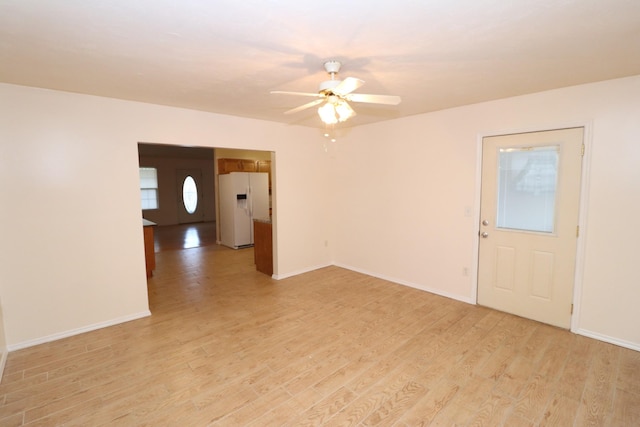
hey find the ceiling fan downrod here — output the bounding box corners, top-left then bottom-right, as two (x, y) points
(320, 61), (342, 93)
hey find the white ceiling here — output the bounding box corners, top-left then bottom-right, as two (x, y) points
(1, 0), (639, 129)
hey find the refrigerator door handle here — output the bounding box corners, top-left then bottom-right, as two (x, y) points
(246, 185), (252, 217)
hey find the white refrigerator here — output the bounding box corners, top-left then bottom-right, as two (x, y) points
(219, 172), (270, 249)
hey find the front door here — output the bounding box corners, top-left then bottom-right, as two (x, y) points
(176, 168), (204, 224)
(477, 128), (584, 328)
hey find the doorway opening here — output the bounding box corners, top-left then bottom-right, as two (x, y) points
(137, 143), (275, 283)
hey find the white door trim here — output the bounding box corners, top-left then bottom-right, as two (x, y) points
(471, 121), (593, 333)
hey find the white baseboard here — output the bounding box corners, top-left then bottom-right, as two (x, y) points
(333, 262), (476, 305)
(7, 310), (152, 352)
(574, 328), (640, 352)
(275, 261), (475, 305)
(272, 263), (333, 280)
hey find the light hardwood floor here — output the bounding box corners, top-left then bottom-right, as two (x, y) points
(1, 224), (639, 426)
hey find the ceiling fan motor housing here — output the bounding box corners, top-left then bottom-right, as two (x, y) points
(319, 79), (342, 94)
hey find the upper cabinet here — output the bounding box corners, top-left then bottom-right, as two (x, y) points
(217, 158), (258, 174)
(257, 160), (270, 174)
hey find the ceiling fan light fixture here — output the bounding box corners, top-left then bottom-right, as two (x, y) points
(335, 100), (354, 122)
(318, 102), (338, 125)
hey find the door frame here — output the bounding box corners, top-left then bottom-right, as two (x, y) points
(472, 121), (593, 333)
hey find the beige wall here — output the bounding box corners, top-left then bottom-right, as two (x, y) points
(0, 83), (333, 348)
(1, 75), (639, 352)
(333, 75), (640, 350)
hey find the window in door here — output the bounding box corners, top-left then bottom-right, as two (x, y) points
(182, 175), (198, 214)
(139, 167), (159, 210)
(496, 146), (559, 233)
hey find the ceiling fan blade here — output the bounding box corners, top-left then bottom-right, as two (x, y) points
(345, 93), (401, 105)
(284, 98), (325, 115)
(331, 77), (364, 96)
(271, 90), (322, 98)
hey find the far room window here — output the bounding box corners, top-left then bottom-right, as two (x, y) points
(139, 167), (159, 210)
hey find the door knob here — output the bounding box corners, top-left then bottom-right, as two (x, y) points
(481, 232), (489, 238)
(482, 220), (489, 226)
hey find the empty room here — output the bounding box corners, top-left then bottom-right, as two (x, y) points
(0, 1), (639, 425)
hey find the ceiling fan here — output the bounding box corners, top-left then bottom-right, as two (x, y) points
(271, 60), (401, 125)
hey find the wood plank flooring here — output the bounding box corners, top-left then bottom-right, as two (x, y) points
(153, 222), (217, 252)
(1, 224), (639, 425)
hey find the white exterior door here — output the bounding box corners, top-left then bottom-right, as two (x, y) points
(477, 128), (584, 328)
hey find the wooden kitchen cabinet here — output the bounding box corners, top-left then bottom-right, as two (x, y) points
(253, 219), (273, 276)
(143, 219), (156, 278)
(257, 160), (270, 173)
(217, 158), (257, 174)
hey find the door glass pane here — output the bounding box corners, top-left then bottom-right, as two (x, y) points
(496, 145), (559, 233)
(182, 176), (198, 214)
